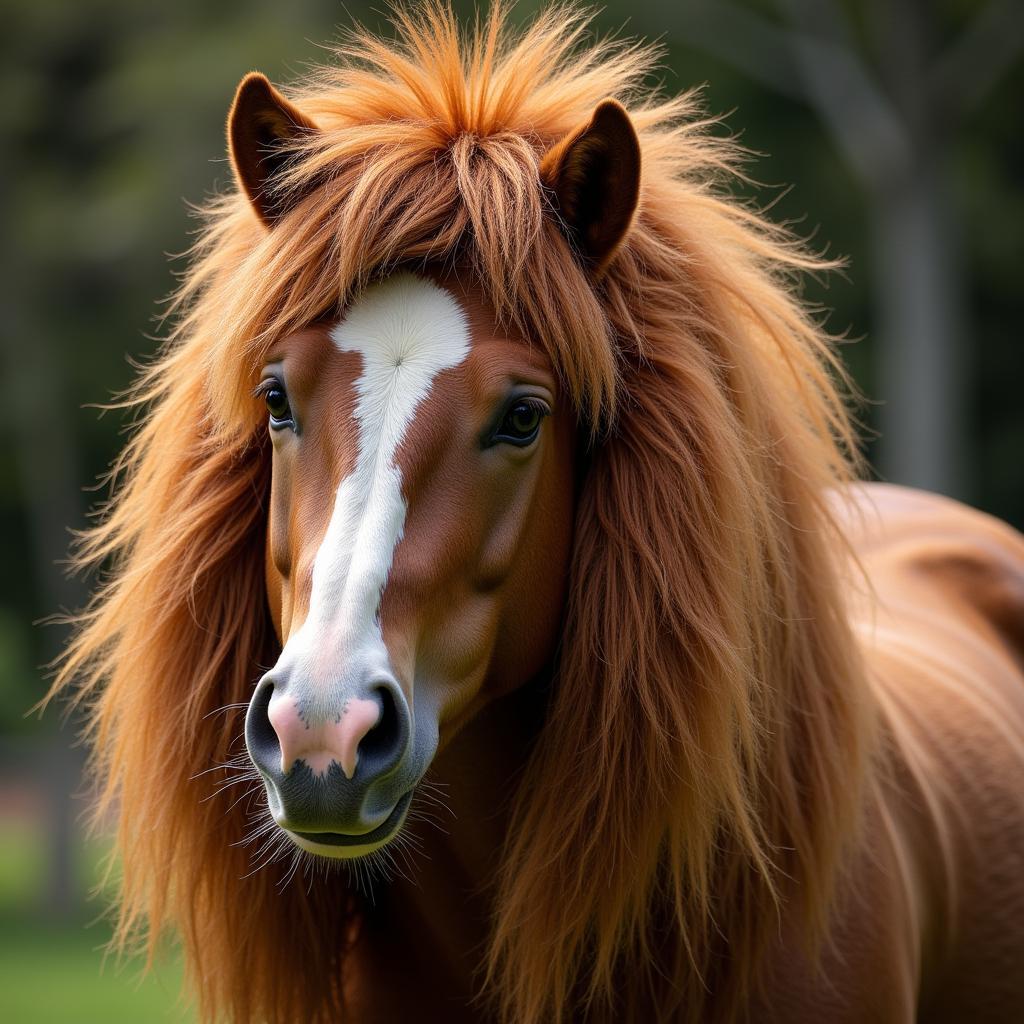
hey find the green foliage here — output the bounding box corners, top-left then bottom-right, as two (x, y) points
(0, 610), (38, 734)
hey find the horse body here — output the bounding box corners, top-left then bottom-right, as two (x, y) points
(836, 485), (1024, 1022)
(53, 6), (1024, 1022)
(745, 483), (1024, 1024)
(308, 484), (1024, 1024)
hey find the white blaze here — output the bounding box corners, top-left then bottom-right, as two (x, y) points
(278, 273), (470, 716)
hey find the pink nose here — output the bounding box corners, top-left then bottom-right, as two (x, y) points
(267, 693), (381, 779)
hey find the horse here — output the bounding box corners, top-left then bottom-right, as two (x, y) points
(52, 4), (1024, 1023)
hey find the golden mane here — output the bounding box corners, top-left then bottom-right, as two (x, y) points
(53, 4), (872, 1022)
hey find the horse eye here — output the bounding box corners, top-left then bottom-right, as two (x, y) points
(492, 399), (547, 447)
(264, 386), (292, 426)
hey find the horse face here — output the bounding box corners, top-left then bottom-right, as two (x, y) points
(245, 271), (576, 858)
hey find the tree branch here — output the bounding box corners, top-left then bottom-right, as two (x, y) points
(775, 0), (857, 49)
(646, 0), (911, 190)
(774, 0), (912, 189)
(639, 1), (807, 101)
(930, 0), (1024, 122)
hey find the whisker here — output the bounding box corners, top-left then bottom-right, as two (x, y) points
(224, 782), (265, 815)
(190, 758), (252, 782)
(243, 827), (293, 878)
(236, 815), (280, 850)
(201, 702), (251, 721)
(202, 770), (262, 801)
(277, 847), (304, 891)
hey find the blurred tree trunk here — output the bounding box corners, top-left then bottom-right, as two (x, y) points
(0, 7), (113, 922)
(0, 297), (87, 920)
(872, 155), (967, 494)
(647, 0), (1024, 499)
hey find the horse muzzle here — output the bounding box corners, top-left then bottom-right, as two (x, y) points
(244, 666), (419, 857)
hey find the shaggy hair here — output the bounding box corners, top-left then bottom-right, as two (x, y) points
(54, 4), (873, 1022)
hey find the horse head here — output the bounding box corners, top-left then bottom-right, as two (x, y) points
(231, 74), (640, 858)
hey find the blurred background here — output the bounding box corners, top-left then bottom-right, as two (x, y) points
(1, 0), (1021, 1020)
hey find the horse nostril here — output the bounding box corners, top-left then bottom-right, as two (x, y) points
(245, 678), (281, 775)
(246, 672), (409, 783)
(357, 681), (407, 776)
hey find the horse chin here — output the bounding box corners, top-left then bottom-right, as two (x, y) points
(277, 789), (415, 860)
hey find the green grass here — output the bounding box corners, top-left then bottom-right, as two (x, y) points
(0, 918), (192, 1024)
(0, 820), (45, 910)
(0, 822), (196, 1023)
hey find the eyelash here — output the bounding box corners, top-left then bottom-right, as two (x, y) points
(488, 396), (549, 447)
(254, 378), (294, 429)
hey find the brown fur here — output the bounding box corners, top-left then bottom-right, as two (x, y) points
(48, 4), (1024, 1023)
(229, 72), (320, 225)
(540, 98), (641, 270)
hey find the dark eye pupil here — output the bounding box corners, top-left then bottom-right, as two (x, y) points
(507, 402), (540, 437)
(265, 388), (290, 420)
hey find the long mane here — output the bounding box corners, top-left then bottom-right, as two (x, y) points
(53, 4), (872, 1022)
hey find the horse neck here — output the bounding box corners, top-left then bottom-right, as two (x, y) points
(359, 675), (548, 993)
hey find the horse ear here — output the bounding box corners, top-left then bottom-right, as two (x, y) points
(227, 72), (319, 227)
(541, 99), (641, 272)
